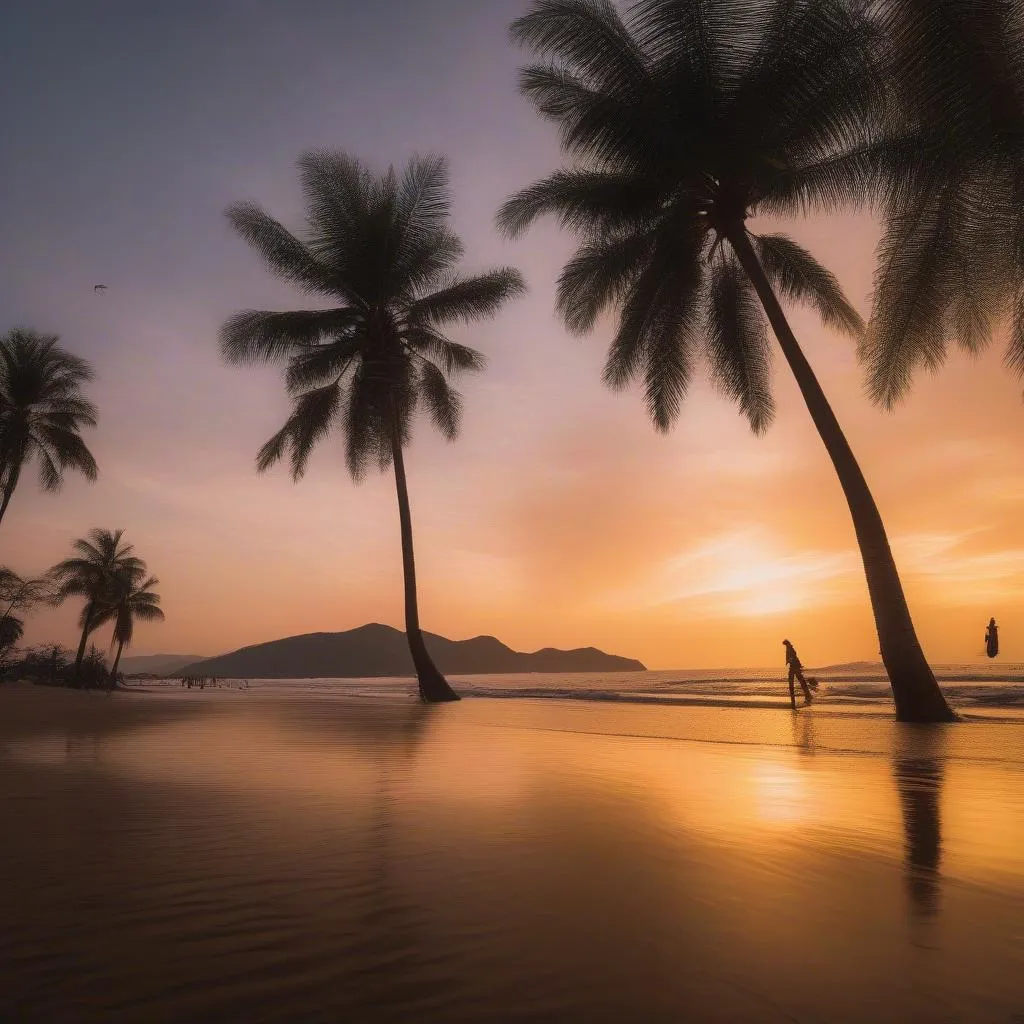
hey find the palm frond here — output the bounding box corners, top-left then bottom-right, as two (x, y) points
(258, 382), (343, 481)
(403, 327), (486, 374)
(862, 178), (986, 408)
(510, 0), (646, 92)
(220, 309), (360, 366)
(705, 254), (773, 434)
(285, 340), (359, 394)
(557, 229), (654, 334)
(417, 360), (463, 441)
(497, 168), (661, 239)
(754, 234), (864, 337)
(344, 367), (391, 481)
(36, 428), (99, 482)
(225, 202), (337, 295)
(391, 155), (464, 292)
(409, 269), (526, 327)
(515, 63), (668, 170)
(1008, 292), (1024, 378)
(604, 228), (705, 430)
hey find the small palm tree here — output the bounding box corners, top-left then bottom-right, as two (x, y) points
(50, 529), (144, 684)
(93, 568), (164, 686)
(0, 329), (99, 526)
(500, 0), (954, 721)
(860, 0), (1024, 403)
(222, 150), (525, 702)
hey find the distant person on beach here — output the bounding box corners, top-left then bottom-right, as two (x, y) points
(783, 640), (814, 709)
(985, 618), (999, 659)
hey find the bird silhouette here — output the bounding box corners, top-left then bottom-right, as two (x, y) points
(93, 284), (107, 293)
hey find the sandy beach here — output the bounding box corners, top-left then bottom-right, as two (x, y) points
(1, 683), (1022, 1023)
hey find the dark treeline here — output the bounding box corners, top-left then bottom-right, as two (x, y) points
(3, 0), (1021, 718)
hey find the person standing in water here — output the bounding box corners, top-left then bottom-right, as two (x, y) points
(985, 618), (999, 659)
(783, 639), (814, 709)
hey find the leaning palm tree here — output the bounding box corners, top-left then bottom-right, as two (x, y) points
(500, 0), (954, 721)
(860, 0), (1024, 405)
(50, 529), (145, 684)
(92, 567), (164, 686)
(221, 150), (525, 702)
(0, 329), (99, 526)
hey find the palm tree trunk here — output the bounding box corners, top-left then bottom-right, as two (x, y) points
(389, 405), (460, 703)
(0, 464), (20, 526)
(73, 602), (95, 687)
(109, 640), (125, 689)
(729, 228), (954, 723)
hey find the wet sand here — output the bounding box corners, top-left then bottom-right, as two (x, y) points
(1, 684), (1022, 1023)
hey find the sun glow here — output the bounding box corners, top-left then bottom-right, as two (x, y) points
(606, 528), (859, 618)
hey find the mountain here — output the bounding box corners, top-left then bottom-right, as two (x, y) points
(121, 653), (210, 676)
(175, 624), (646, 679)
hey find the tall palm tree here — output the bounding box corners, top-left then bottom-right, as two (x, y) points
(0, 329), (99, 526)
(50, 529), (144, 684)
(221, 150), (525, 703)
(860, 0), (1024, 404)
(499, 0), (954, 721)
(93, 567), (164, 686)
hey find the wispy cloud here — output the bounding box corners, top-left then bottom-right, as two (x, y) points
(604, 528), (860, 618)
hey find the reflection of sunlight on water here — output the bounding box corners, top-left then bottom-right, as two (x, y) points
(750, 761), (810, 824)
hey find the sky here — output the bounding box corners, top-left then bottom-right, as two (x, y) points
(1, 0), (1022, 669)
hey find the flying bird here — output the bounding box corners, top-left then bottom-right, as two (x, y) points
(93, 284), (107, 293)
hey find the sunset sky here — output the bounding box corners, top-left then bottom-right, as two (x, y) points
(2, 0), (1022, 669)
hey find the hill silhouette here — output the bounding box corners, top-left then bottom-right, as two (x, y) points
(176, 624), (645, 679)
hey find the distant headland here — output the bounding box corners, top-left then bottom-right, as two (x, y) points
(175, 624), (646, 679)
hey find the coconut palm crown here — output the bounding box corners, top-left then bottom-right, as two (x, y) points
(0, 329), (99, 526)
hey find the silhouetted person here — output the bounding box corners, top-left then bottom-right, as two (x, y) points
(783, 639), (813, 709)
(985, 617), (999, 659)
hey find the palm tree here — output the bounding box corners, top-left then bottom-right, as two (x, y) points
(50, 529), (144, 684)
(499, 0), (954, 721)
(859, 0), (1024, 404)
(221, 150), (525, 702)
(0, 329), (99, 526)
(93, 567), (164, 686)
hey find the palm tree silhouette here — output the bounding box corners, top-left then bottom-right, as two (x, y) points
(93, 568), (165, 686)
(0, 329), (99, 527)
(500, 0), (953, 722)
(51, 529), (144, 685)
(862, 0), (1024, 404)
(222, 151), (525, 702)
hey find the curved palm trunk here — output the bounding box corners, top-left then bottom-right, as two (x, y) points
(389, 411), (460, 703)
(109, 640), (125, 689)
(729, 229), (954, 723)
(73, 602), (95, 686)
